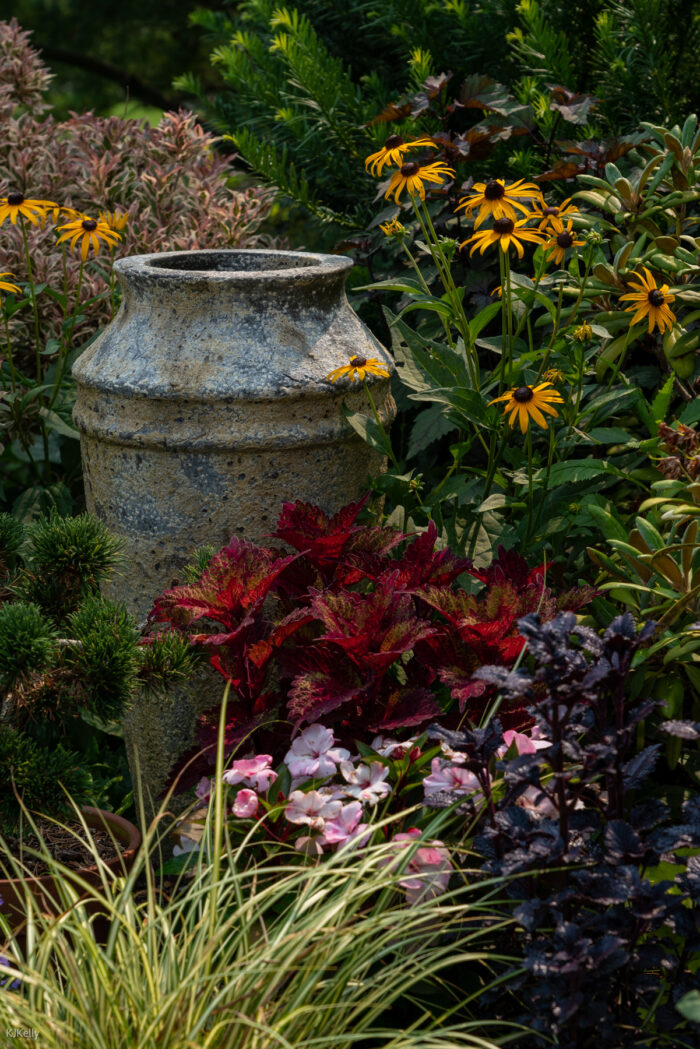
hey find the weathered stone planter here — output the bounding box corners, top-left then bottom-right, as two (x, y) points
(72, 248), (395, 811)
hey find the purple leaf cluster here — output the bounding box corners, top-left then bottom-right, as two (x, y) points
(427, 612), (700, 1047)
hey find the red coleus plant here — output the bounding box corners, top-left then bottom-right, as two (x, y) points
(147, 496), (594, 781)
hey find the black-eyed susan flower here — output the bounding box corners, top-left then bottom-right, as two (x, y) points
(543, 367), (565, 384)
(379, 217), (407, 239)
(0, 192), (58, 227)
(384, 160), (455, 204)
(490, 382), (564, 433)
(326, 355), (390, 383)
(572, 323), (593, 342)
(462, 217), (544, 259)
(99, 209), (129, 232)
(532, 196), (579, 231)
(619, 268), (676, 334)
(365, 135), (436, 177)
(56, 215), (121, 261)
(456, 178), (542, 229)
(0, 272), (21, 296)
(543, 217), (585, 266)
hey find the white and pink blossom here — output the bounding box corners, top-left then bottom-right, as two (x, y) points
(318, 801), (369, 847)
(194, 776), (213, 802)
(284, 724), (351, 781)
(386, 829), (453, 906)
(223, 754), (277, 792)
(339, 761), (391, 806)
(232, 788), (260, 818)
(370, 735), (417, 758)
(422, 757), (481, 797)
(285, 789), (343, 830)
(497, 729), (551, 758)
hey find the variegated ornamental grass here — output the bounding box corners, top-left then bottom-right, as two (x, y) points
(0, 788), (526, 1049)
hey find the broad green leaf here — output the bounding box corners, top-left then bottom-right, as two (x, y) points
(468, 301), (501, 341)
(342, 407), (393, 458)
(406, 404), (457, 460)
(650, 373), (675, 423)
(38, 406), (80, 439)
(535, 459), (611, 486)
(676, 990), (700, 1022)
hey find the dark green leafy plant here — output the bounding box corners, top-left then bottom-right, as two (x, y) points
(0, 510), (195, 828)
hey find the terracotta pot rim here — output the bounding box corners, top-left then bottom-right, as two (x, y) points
(116, 248), (353, 283)
(0, 806), (142, 892)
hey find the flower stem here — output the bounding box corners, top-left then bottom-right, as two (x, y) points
(363, 379), (401, 472)
(49, 259), (84, 410)
(2, 311), (17, 391)
(20, 217), (43, 384)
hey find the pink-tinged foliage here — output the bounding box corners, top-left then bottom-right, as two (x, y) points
(0, 20), (273, 368)
(149, 498), (593, 789)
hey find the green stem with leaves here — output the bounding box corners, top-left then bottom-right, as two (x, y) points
(49, 259), (84, 410)
(2, 311), (17, 391)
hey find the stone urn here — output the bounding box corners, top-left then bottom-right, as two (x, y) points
(72, 248), (395, 812)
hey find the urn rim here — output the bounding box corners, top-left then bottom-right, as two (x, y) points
(114, 248), (354, 284)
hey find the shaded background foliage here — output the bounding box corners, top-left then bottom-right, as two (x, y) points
(5, 0), (228, 120)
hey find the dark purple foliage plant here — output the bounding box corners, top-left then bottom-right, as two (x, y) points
(426, 611), (700, 1048)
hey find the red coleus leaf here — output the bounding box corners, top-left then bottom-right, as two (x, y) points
(310, 574), (436, 669)
(394, 520), (473, 590)
(271, 493), (371, 562)
(373, 686), (441, 730)
(287, 645), (365, 725)
(149, 539), (296, 631)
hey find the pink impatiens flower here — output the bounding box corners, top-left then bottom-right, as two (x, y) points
(422, 758), (481, 798)
(223, 754), (277, 792)
(318, 801), (369, 847)
(339, 761), (391, 806)
(387, 829), (453, 906)
(284, 724), (351, 780)
(498, 728), (551, 758)
(232, 788), (260, 818)
(285, 789), (343, 830)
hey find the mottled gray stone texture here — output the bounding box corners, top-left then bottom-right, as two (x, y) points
(72, 249), (396, 819)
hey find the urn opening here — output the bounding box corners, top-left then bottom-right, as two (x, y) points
(146, 251), (322, 274)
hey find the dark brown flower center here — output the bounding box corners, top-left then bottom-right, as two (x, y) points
(81, 219), (97, 231)
(543, 206), (559, 216)
(648, 288), (665, 306)
(493, 217), (515, 235)
(7, 192), (24, 206)
(513, 386), (534, 403)
(400, 161), (420, 176)
(484, 180), (505, 201)
(350, 356), (367, 367)
(384, 135), (403, 150)
(556, 232), (573, 248)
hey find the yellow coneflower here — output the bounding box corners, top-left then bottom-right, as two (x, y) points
(384, 160), (455, 204)
(455, 178), (542, 229)
(0, 192), (58, 227)
(619, 268), (676, 334)
(326, 355), (390, 383)
(99, 209), (129, 232)
(543, 217), (586, 266)
(56, 215), (121, 261)
(543, 367), (565, 384)
(532, 196), (579, 230)
(0, 272), (21, 296)
(489, 381), (564, 433)
(379, 217), (407, 239)
(41, 204), (79, 228)
(462, 217), (545, 259)
(365, 135), (436, 177)
(573, 323), (593, 342)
